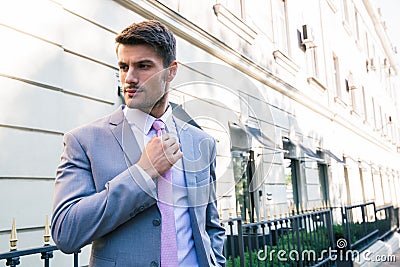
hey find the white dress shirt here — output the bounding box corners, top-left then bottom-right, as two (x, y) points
(123, 105), (199, 266)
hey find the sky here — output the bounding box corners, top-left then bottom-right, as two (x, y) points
(376, 0), (400, 65)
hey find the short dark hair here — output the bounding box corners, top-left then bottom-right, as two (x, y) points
(115, 20), (176, 67)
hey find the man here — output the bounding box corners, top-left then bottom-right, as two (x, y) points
(51, 20), (226, 267)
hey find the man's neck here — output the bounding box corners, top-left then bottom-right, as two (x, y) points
(149, 99), (168, 118)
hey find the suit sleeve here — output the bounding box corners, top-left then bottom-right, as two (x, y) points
(51, 132), (157, 254)
(206, 139), (226, 266)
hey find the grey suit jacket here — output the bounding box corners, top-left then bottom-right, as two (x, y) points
(51, 106), (226, 267)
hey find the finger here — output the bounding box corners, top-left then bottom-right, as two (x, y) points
(163, 136), (179, 148)
(171, 150), (183, 162)
(170, 142), (181, 154)
(159, 133), (171, 141)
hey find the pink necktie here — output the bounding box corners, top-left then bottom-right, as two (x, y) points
(152, 119), (178, 267)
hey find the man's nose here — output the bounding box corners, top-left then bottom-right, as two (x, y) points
(125, 68), (139, 84)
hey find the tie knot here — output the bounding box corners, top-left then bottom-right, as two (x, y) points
(152, 119), (166, 132)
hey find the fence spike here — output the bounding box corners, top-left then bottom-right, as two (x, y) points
(10, 218), (18, 251)
(301, 203), (306, 213)
(44, 215), (51, 246)
(236, 209), (241, 218)
(273, 205), (277, 219)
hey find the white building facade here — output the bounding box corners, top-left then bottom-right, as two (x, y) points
(0, 0), (399, 266)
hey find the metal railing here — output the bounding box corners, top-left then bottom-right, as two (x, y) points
(2, 203), (399, 267)
(341, 202), (379, 251)
(0, 245), (79, 267)
(0, 218), (80, 267)
(340, 202), (400, 252)
(221, 208), (335, 267)
(394, 207), (400, 232)
(375, 204), (398, 240)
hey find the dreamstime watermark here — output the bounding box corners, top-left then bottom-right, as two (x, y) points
(257, 238), (397, 263)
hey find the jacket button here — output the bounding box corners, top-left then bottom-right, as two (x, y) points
(150, 261), (159, 267)
(139, 206), (145, 211)
(152, 219), (161, 226)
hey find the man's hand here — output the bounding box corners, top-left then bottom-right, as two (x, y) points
(137, 133), (183, 178)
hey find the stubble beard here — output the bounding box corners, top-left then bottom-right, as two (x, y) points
(125, 88), (169, 117)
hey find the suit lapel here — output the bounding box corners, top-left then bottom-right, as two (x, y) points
(109, 107), (141, 166)
(174, 117), (211, 265)
(173, 117), (198, 207)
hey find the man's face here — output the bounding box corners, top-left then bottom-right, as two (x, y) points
(117, 44), (175, 115)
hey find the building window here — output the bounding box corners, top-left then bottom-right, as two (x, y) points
(318, 161), (329, 205)
(351, 88), (358, 114)
(342, 0), (350, 24)
(333, 54), (342, 98)
(218, 0), (246, 20)
(284, 158), (301, 211)
(232, 150), (256, 222)
(273, 0), (289, 55)
(372, 166), (384, 206)
(213, 1), (257, 43)
(310, 47), (319, 79)
(361, 86), (368, 122)
(379, 106), (384, 133)
(283, 139), (303, 211)
(372, 97), (377, 129)
(354, 9), (360, 42)
(348, 74), (359, 114)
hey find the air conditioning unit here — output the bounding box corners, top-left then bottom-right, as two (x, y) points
(301, 24), (316, 48)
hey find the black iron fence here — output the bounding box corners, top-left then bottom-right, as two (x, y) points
(375, 205), (398, 240)
(221, 208), (335, 267)
(394, 207), (400, 232)
(0, 218), (80, 267)
(339, 202), (400, 252)
(2, 203), (399, 267)
(340, 202), (379, 251)
(0, 245), (79, 267)
(222, 203), (400, 267)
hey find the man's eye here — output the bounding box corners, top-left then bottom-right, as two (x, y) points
(139, 64), (150, 69)
(119, 65), (128, 71)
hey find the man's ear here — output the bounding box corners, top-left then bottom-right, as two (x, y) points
(166, 61), (178, 83)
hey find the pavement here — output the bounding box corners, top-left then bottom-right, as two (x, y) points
(379, 249), (400, 266)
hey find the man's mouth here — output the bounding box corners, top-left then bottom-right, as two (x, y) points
(124, 87), (141, 97)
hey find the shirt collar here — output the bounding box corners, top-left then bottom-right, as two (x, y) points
(123, 105), (173, 135)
